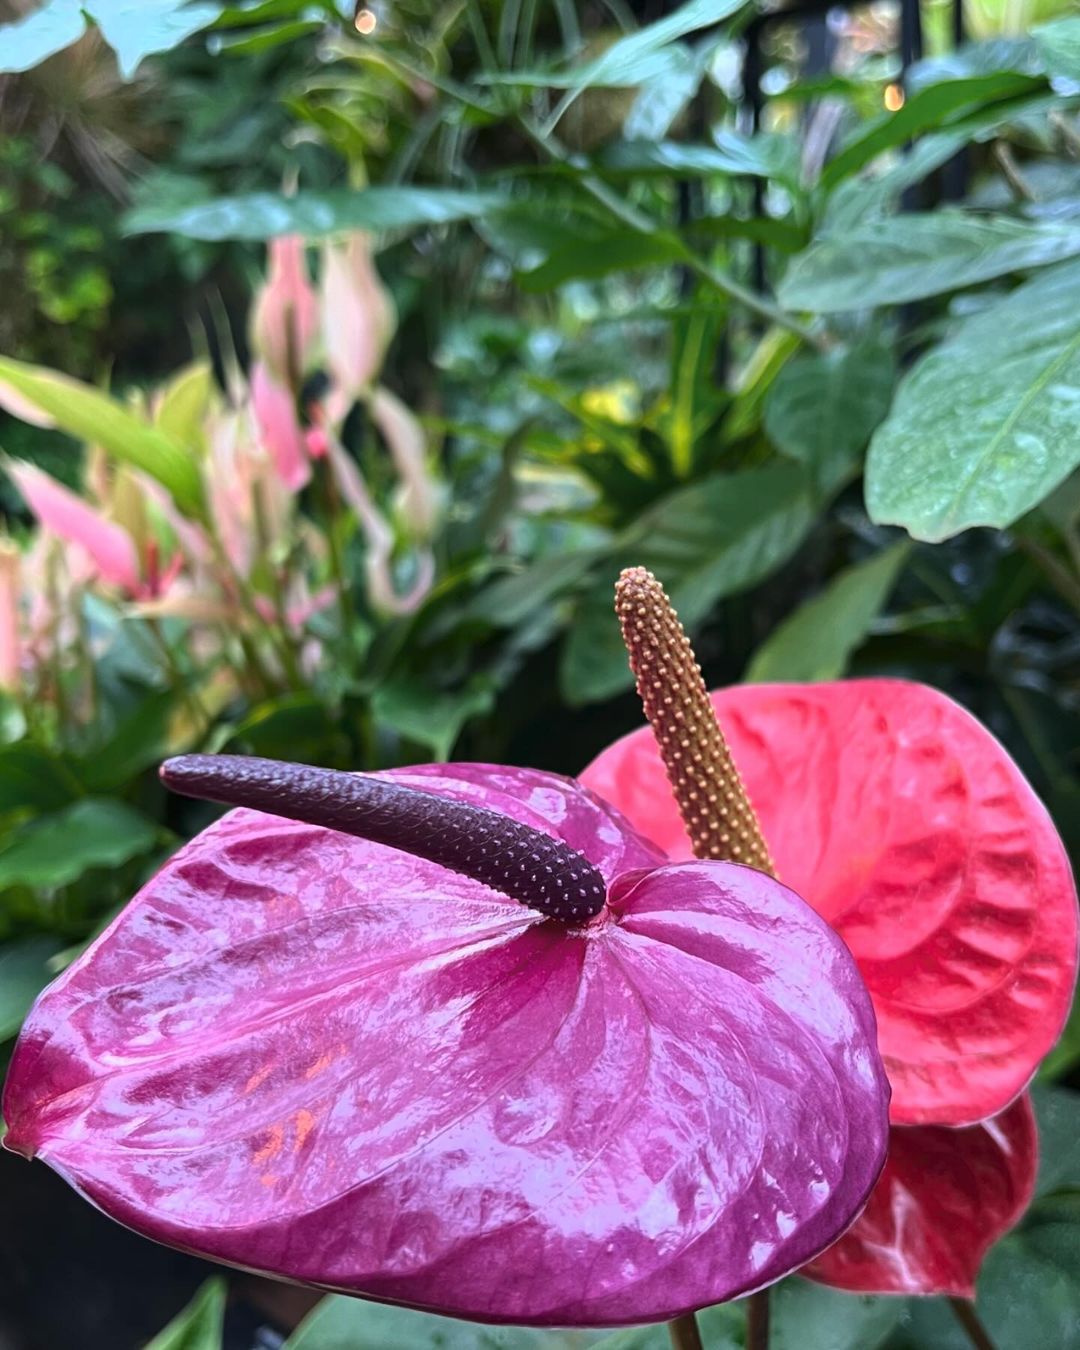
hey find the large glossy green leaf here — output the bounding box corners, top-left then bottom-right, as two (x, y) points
(561, 464), (816, 704)
(866, 258), (1080, 540)
(283, 1295), (599, 1348)
(780, 213), (1080, 312)
(745, 542), (910, 682)
(821, 71), (1044, 187)
(764, 341), (895, 486)
(0, 357), (203, 515)
(145, 1279), (226, 1350)
(0, 0), (223, 79)
(0, 936), (66, 1041)
(123, 187), (505, 241)
(0, 799), (158, 891)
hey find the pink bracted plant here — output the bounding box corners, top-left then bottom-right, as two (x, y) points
(0, 231), (440, 728)
(2, 567), (893, 1343)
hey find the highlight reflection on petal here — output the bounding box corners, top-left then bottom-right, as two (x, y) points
(3, 765), (888, 1327)
(582, 679), (1078, 1126)
(805, 1094), (1037, 1296)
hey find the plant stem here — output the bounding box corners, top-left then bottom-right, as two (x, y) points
(318, 457), (357, 656)
(517, 118), (825, 349)
(746, 1290), (770, 1350)
(949, 1297), (997, 1350)
(668, 1312), (704, 1350)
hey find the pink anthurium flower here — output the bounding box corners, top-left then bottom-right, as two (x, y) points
(581, 579), (1078, 1300)
(2, 766), (890, 1319)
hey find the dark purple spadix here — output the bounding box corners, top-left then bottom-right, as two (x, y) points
(161, 755), (607, 924)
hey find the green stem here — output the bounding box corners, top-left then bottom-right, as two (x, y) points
(746, 1289), (770, 1350)
(146, 617), (209, 738)
(948, 1297), (997, 1350)
(318, 456), (357, 655)
(667, 1312), (704, 1350)
(517, 118), (825, 348)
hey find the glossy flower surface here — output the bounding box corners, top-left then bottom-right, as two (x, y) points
(582, 677), (1076, 1295)
(803, 1093), (1036, 1297)
(3, 763), (889, 1326)
(582, 678), (1077, 1127)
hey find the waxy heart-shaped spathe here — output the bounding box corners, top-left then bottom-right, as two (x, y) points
(3, 765), (889, 1327)
(582, 679), (1078, 1126)
(805, 1094), (1037, 1296)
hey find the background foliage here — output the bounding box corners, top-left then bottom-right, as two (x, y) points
(1, 0), (1078, 1346)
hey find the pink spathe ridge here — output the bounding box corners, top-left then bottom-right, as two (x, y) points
(3, 764), (889, 1326)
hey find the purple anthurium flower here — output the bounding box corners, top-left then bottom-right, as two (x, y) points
(3, 756), (889, 1327)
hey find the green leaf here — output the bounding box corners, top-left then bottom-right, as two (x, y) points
(155, 361), (214, 454)
(0, 357), (203, 515)
(1032, 1084), (1080, 1197)
(866, 257), (1080, 540)
(745, 542), (911, 683)
(764, 341), (895, 487)
(221, 694), (347, 766)
(1034, 17), (1080, 82)
(562, 464), (816, 705)
(597, 131), (800, 185)
(0, 742), (83, 815)
(779, 213), (1080, 312)
(123, 187), (506, 242)
(283, 1295), (599, 1348)
(372, 677), (494, 760)
(0, 0), (85, 74)
(145, 1279), (226, 1350)
(468, 551), (601, 628)
(76, 689), (181, 793)
(821, 71), (1044, 187)
(0, 799), (158, 891)
(0, 0), (224, 79)
(823, 91), (1065, 232)
(973, 1200), (1080, 1350)
(0, 936), (66, 1041)
(483, 0), (748, 90)
(1040, 994), (1080, 1079)
(94, 1), (224, 79)
(210, 17), (321, 55)
(772, 1279), (909, 1350)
